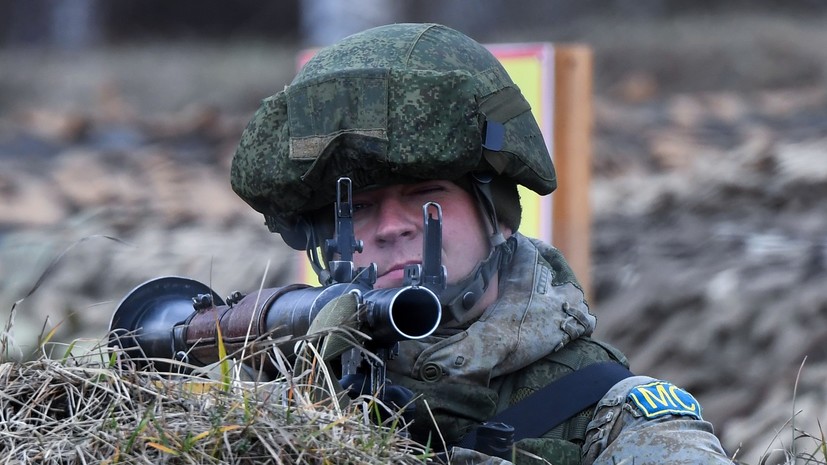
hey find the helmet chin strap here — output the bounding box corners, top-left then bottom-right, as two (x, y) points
(439, 174), (516, 324)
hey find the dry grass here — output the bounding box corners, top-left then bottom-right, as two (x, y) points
(0, 334), (432, 464)
(731, 359), (827, 465)
(0, 238), (433, 464)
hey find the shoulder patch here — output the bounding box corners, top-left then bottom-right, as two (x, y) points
(628, 381), (703, 420)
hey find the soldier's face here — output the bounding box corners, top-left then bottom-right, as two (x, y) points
(351, 180), (491, 289)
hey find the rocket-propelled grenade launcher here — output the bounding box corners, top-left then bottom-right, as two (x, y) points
(109, 178), (446, 384)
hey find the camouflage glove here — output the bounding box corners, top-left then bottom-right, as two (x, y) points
(305, 292), (363, 360)
(390, 373), (499, 447)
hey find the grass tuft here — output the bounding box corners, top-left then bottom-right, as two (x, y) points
(0, 335), (432, 464)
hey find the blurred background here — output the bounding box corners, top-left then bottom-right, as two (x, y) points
(2, 0), (827, 462)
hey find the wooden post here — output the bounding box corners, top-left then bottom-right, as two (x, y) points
(552, 45), (594, 300)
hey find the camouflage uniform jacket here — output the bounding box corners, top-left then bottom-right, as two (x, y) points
(386, 233), (732, 464)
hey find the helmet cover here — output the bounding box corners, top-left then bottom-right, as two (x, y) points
(231, 23), (556, 248)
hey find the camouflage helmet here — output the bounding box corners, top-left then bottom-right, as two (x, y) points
(231, 23), (556, 250)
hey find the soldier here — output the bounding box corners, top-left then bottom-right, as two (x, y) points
(230, 23), (733, 465)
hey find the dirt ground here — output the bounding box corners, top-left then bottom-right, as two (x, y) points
(2, 11), (827, 463)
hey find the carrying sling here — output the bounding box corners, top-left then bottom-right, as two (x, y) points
(459, 361), (634, 450)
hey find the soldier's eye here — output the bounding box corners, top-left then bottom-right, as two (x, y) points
(410, 185), (445, 197)
(352, 201), (371, 213)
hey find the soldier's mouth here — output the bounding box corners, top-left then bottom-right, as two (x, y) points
(376, 261), (420, 287)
